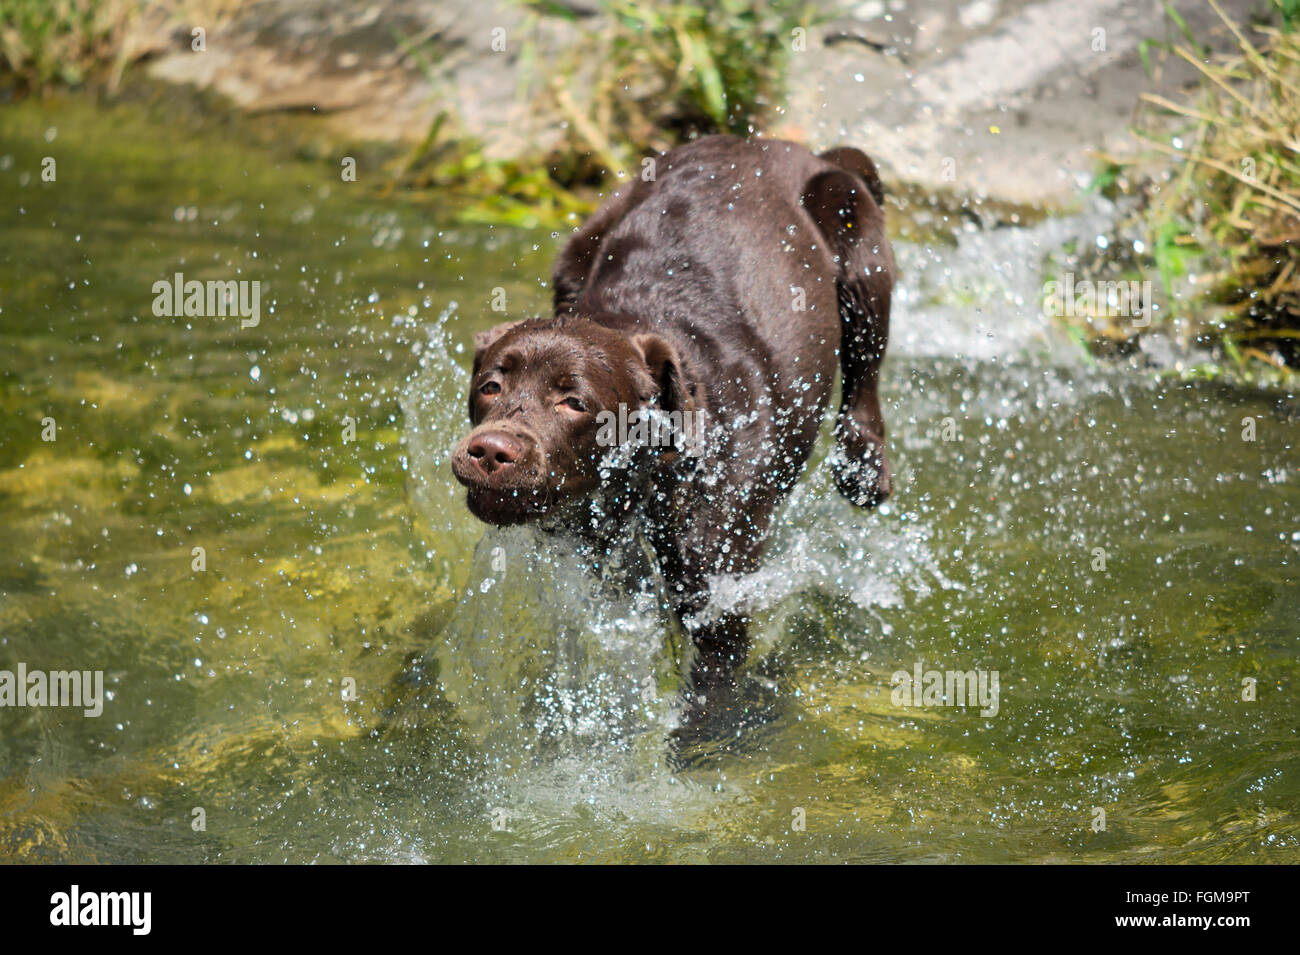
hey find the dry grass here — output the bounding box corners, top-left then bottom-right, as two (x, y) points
(1134, 0), (1300, 372)
(395, 0), (810, 226)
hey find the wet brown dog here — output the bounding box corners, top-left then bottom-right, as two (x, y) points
(452, 135), (893, 733)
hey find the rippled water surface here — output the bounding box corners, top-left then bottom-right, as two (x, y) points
(1, 97), (1296, 863)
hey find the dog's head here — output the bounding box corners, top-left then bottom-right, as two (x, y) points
(451, 317), (689, 525)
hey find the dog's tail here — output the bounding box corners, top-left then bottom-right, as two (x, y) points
(817, 147), (886, 208)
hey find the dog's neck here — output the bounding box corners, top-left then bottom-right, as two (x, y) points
(537, 432), (700, 552)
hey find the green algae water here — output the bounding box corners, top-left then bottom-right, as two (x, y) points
(1, 95), (1296, 863)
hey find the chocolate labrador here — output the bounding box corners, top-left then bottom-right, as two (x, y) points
(451, 135), (893, 734)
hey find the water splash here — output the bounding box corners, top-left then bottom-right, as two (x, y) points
(892, 196), (1119, 362)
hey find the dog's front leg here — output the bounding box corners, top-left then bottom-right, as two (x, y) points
(649, 496), (771, 745)
(686, 610), (750, 695)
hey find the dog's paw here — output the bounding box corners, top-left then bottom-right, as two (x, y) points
(829, 434), (892, 508)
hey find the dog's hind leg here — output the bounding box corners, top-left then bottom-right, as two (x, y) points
(803, 150), (894, 507)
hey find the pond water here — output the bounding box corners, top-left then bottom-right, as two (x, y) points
(1, 96), (1296, 863)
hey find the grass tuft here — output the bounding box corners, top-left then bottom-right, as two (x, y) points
(529, 0), (810, 179)
(1132, 0), (1300, 374)
(0, 0), (143, 93)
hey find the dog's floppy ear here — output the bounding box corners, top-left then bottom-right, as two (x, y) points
(630, 333), (691, 413)
(472, 321), (522, 373)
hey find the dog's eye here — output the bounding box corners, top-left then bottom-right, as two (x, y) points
(479, 381), (501, 397)
(560, 396), (586, 413)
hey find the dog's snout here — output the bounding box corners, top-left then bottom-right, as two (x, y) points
(466, 431), (523, 474)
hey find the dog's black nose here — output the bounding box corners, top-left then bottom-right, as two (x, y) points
(466, 431), (522, 474)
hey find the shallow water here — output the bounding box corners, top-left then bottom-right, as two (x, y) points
(1, 96), (1296, 863)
